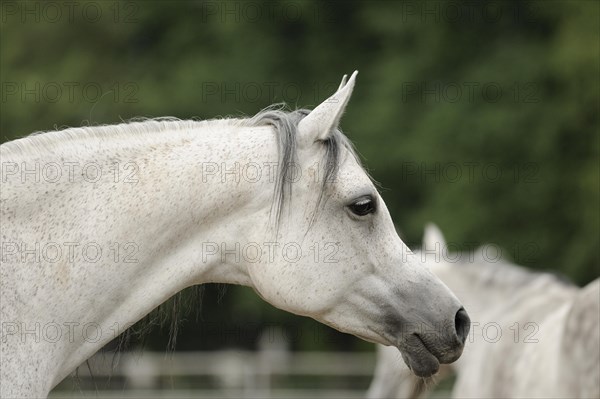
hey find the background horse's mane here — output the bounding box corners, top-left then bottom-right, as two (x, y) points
(456, 247), (574, 290)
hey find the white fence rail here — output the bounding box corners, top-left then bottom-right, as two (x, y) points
(51, 350), (377, 398)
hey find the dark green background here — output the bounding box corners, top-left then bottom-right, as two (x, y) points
(1, 0), (598, 353)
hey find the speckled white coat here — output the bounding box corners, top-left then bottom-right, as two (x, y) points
(1, 73), (468, 398)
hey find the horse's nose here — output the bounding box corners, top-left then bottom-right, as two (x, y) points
(454, 307), (470, 345)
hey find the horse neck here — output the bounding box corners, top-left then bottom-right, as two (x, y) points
(1, 121), (276, 390)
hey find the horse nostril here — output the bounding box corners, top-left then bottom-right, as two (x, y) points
(454, 307), (470, 345)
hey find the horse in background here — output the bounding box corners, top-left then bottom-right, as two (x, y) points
(367, 224), (600, 398)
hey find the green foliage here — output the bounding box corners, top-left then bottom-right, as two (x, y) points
(1, 0), (598, 351)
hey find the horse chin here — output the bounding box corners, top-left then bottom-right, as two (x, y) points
(398, 335), (441, 378)
(401, 350), (440, 378)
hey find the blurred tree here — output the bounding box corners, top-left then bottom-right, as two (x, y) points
(1, 0), (598, 352)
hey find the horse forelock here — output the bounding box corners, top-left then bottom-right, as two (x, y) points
(242, 105), (362, 229)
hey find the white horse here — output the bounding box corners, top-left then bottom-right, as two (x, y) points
(0, 73), (470, 398)
(367, 224), (600, 399)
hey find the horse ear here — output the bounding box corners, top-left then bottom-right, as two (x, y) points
(338, 74), (348, 91)
(297, 70), (357, 147)
(423, 223), (446, 254)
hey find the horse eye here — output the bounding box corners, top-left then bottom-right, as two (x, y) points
(349, 196), (376, 216)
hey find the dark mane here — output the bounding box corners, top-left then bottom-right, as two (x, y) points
(243, 106), (361, 229)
